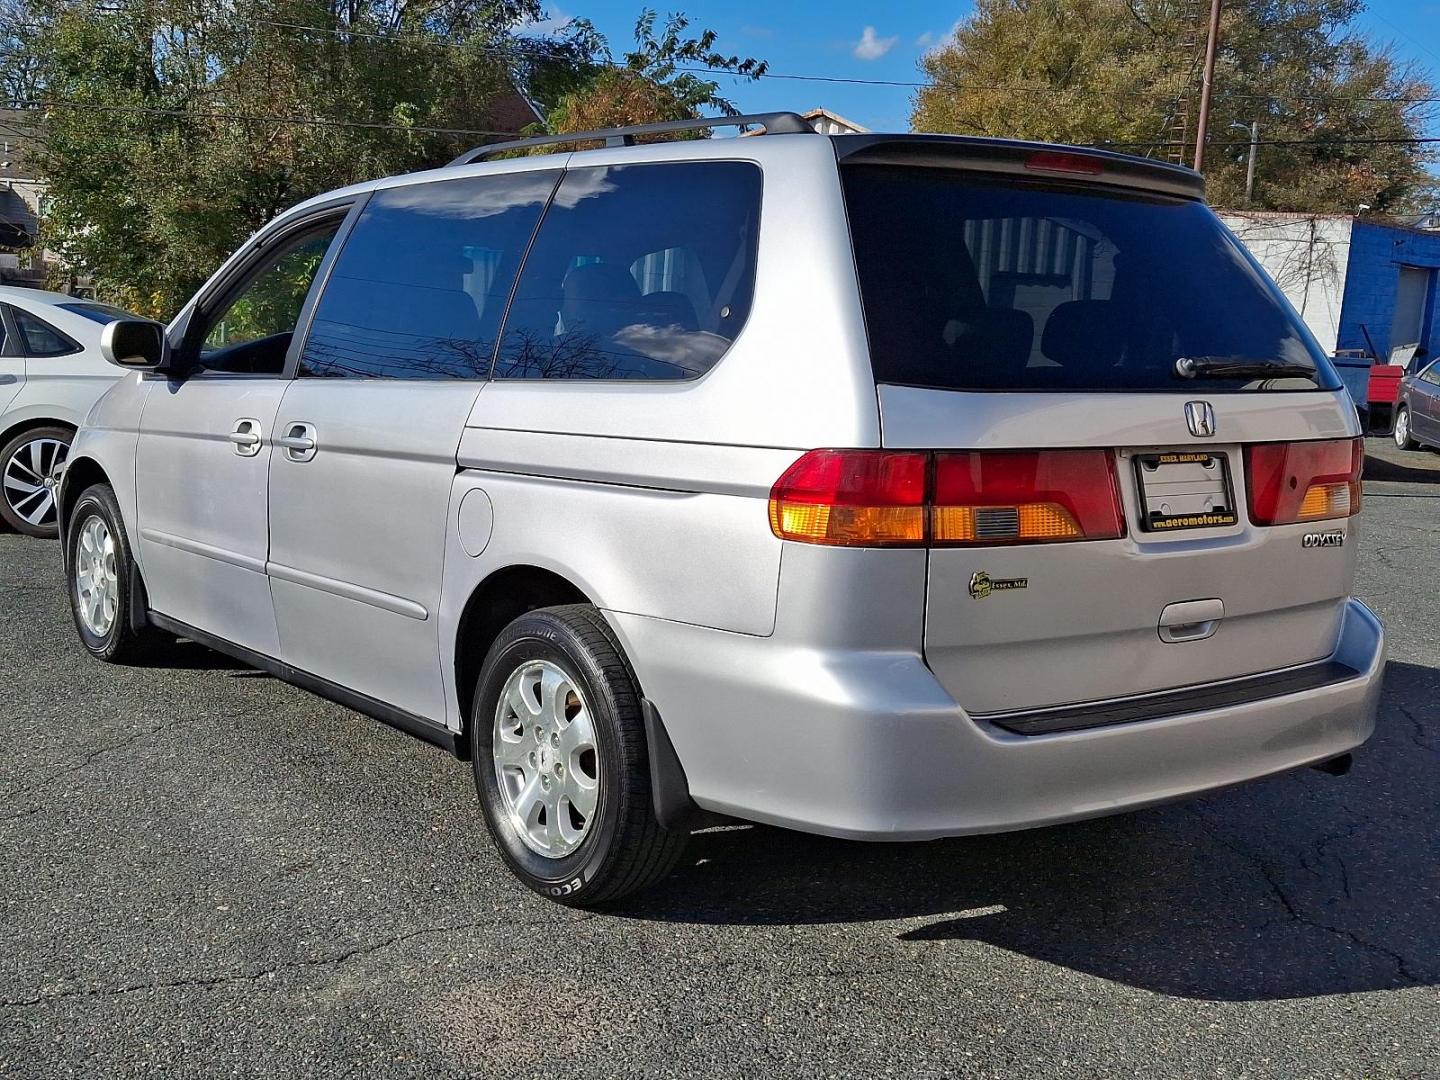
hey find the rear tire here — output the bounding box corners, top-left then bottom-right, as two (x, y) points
(1394, 406), (1420, 451)
(65, 483), (170, 663)
(0, 425), (71, 538)
(470, 605), (687, 906)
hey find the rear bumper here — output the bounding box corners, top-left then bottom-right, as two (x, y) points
(607, 597), (1385, 841)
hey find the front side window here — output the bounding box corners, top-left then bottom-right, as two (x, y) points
(197, 223), (341, 375)
(1421, 360), (1440, 386)
(842, 164), (1337, 393)
(298, 171), (559, 379)
(494, 161), (762, 381)
(12, 308), (78, 357)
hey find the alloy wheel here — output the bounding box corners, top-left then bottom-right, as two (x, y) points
(74, 514), (119, 637)
(3, 436), (68, 529)
(1395, 409), (1410, 448)
(492, 659), (601, 858)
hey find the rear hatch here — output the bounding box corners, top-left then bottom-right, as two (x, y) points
(838, 140), (1361, 716)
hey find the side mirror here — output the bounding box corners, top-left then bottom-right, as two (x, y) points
(100, 319), (170, 370)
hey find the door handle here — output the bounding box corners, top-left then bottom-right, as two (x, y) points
(1158, 598), (1224, 643)
(280, 422), (318, 462)
(0, 374), (16, 385)
(228, 418), (263, 458)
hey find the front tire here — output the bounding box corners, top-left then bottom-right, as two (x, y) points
(0, 425), (71, 537)
(1394, 406), (1420, 451)
(471, 605), (687, 906)
(65, 484), (169, 663)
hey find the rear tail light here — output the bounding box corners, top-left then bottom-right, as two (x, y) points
(767, 449), (928, 546)
(1244, 438), (1363, 525)
(769, 449), (1125, 547)
(932, 450), (1124, 544)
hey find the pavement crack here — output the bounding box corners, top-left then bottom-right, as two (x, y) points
(1395, 703), (1439, 756)
(1186, 807), (1427, 985)
(0, 715), (209, 805)
(0, 919), (488, 1009)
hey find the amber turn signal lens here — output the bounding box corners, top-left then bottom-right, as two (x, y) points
(931, 503), (1083, 543)
(768, 501), (926, 546)
(1297, 481), (1352, 521)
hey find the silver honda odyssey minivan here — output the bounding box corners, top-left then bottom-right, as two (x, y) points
(61, 114), (1385, 905)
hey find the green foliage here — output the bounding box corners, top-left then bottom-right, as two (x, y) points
(203, 236), (330, 351)
(912, 0), (1438, 214)
(7, 0), (589, 315)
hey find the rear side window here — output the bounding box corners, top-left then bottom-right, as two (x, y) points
(494, 161), (762, 381)
(299, 171), (559, 379)
(11, 308), (79, 357)
(842, 165), (1336, 393)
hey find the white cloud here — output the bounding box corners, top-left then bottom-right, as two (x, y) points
(915, 31), (935, 47)
(852, 26), (898, 61)
(522, 7), (572, 35)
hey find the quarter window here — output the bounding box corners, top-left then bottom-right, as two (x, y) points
(494, 162), (763, 381)
(12, 308), (78, 357)
(298, 171), (560, 379)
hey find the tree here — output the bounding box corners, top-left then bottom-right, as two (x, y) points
(6, 0), (597, 314)
(911, 0), (1438, 214)
(542, 10), (768, 139)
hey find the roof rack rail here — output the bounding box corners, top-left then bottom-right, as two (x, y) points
(447, 112), (814, 167)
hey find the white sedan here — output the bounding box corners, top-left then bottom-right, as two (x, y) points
(0, 287), (138, 537)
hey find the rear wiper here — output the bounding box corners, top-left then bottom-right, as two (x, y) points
(1174, 356), (1316, 381)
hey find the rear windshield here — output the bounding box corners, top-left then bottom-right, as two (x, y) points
(841, 165), (1338, 393)
(57, 302), (138, 325)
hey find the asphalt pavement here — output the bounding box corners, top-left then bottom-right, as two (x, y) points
(1, 438), (1438, 1079)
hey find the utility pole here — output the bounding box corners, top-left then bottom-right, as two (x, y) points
(1245, 120), (1259, 202)
(1229, 120), (1260, 202)
(1192, 0), (1223, 172)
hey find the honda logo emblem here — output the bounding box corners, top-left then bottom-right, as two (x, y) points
(1185, 401), (1216, 438)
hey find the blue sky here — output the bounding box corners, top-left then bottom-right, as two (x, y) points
(529, 1), (1440, 138)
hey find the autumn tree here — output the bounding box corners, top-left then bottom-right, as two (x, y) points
(542, 10), (768, 139)
(912, 0), (1437, 214)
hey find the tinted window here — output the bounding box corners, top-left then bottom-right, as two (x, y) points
(842, 165), (1336, 393)
(494, 162), (762, 381)
(299, 171), (559, 379)
(57, 302), (138, 324)
(12, 308), (78, 356)
(200, 224), (340, 375)
(1422, 361), (1440, 386)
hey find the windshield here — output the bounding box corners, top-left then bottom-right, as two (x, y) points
(57, 302), (139, 325)
(841, 165), (1338, 393)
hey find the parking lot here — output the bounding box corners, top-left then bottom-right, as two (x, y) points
(0, 438), (1437, 1079)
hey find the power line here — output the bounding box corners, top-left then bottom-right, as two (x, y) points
(1104, 134), (1440, 149)
(255, 18), (1440, 105)
(10, 13), (1439, 108)
(7, 96), (1439, 152)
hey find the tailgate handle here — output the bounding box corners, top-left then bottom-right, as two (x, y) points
(1158, 598), (1224, 643)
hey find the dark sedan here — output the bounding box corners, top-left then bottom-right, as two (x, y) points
(1395, 356), (1440, 451)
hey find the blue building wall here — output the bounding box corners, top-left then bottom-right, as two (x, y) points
(1335, 221), (1440, 360)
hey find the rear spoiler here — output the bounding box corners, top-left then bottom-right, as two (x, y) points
(832, 135), (1206, 202)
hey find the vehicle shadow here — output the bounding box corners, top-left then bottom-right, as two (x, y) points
(616, 661), (1439, 1002)
(1365, 449), (1440, 484)
(132, 638), (252, 672)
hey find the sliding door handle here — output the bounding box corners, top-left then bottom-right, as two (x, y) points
(279, 422), (318, 462)
(228, 418), (263, 457)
